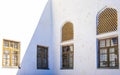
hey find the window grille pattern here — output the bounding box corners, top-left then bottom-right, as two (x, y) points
(62, 45), (74, 69)
(62, 22), (73, 41)
(2, 39), (20, 68)
(98, 37), (119, 68)
(37, 45), (48, 69)
(97, 8), (117, 34)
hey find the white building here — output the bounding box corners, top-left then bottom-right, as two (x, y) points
(1, 0), (120, 75)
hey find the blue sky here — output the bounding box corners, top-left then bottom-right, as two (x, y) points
(0, 0), (48, 64)
(0, 0), (48, 37)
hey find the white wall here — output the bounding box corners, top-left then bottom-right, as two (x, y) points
(51, 0), (120, 75)
(0, 0), (48, 75)
(6, 0), (120, 75)
(17, 0), (54, 75)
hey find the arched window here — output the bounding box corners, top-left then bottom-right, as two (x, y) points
(97, 8), (117, 34)
(61, 22), (74, 69)
(97, 8), (119, 69)
(62, 22), (73, 42)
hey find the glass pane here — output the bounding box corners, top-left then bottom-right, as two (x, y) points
(12, 60), (17, 66)
(63, 54), (67, 58)
(69, 64), (73, 68)
(69, 53), (73, 57)
(110, 54), (115, 61)
(63, 46), (68, 52)
(100, 40), (105, 47)
(63, 58), (67, 67)
(100, 49), (107, 54)
(12, 55), (17, 60)
(37, 48), (41, 55)
(62, 47), (65, 52)
(43, 58), (46, 64)
(10, 42), (13, 48)
(6, 60), (10, 66)
(67, 46), (70, 51)
(12, 51), (18, 66)
(3, 59), (10, 66)
(100, 54), (107, 61)
(4, 41), (9, 48)
(111, 38), (117, 46)
(14, 43), (18, 49)
(100, 61), (107, 67)
(70, 45), (73, 51)
(37, 47), (41, 50)
(106, 39), (110, 47)
(109, 54), (117, 61)
(3, 55), (10, 59)
(110, 61), (115, 67)
(37, 57), (41, 64)
(12, 51), (18, 54)
(109, 48), (115, 53)
(4, 50), (10, 54)
(69, 57), (73, 63)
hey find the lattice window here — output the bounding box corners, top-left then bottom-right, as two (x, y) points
(97, 8), (117, 34)
(37, 45), (48, 69)
(62, 45), (74, 69)
(2, 39), (20, 68)
(62, 22), (73, 41)
(98, 37), (119, 68)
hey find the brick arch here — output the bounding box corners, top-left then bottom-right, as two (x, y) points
(97, 8), (118, 34)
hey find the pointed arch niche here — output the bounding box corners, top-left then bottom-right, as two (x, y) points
(97, 8), (118, 34)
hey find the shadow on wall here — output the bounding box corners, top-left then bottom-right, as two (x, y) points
(17, 0), (54, 75)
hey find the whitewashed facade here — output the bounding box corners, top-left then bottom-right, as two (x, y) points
(18, 0), (120, 75)
(1, 0), (120, 75)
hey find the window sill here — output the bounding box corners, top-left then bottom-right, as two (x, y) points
(61, 68), (73, 70)
(2, 66), (19, 69)
(37, 68), (49, 70)
(97, 67), (119, 69)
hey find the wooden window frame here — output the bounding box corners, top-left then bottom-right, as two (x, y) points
(62, 44), (74, 69)
(98, 37), (119, 69)
(37, 45), (49, 69)
(2, 39), (20, 68)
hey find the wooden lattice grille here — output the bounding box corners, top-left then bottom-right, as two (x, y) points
(62, 22), (73, 42)
(97, 8), (117, 34)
